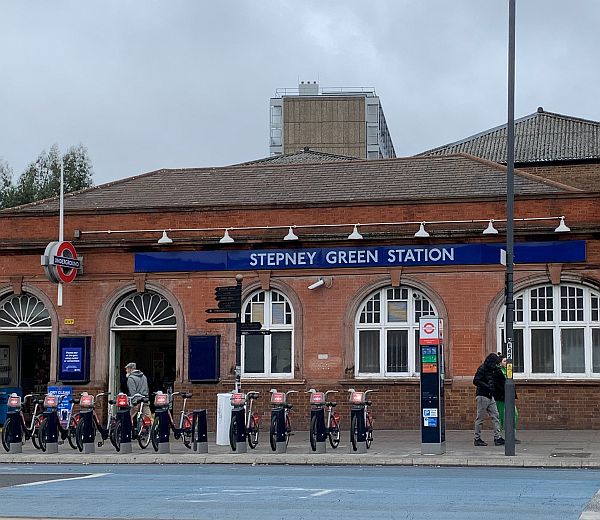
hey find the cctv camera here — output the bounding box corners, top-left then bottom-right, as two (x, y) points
(308, 278), (325, 290)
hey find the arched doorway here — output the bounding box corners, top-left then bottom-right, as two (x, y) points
(0, 293), (52, 397)
(108, 291), (177, 398)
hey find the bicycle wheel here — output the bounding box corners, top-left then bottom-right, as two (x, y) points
(31, 416), (43, 450)
(350, 415), (358, 452)
(247, 415), (259, 449)
(229, 414), (238, 451)
(150, 416), (160, 452)
(108, 418), (119, 449)
(180, 415), (192, 449)
(328, 415), (340, 449)
(137, 418), (151, 449)
(67, 415), (79, 450)
(2, 416), (12, 452)
(37, 417), (48, 452)
(269, 415), (277, 451)
(112, 421), (122, 452)
(365, 414), (373, 449)
(309, 415), (318, 452)
(285, 415), (291, 447)
(75, 419), (85, 452)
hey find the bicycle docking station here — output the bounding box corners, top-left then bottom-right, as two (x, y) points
(308, 391), (327, 454)
(271, 407), (287, 453)
(78, 393), (96, 454)
(419, 317), (446, 456)
(191, 409), (208, 454)
(349, 406), (367, 454)
(116, 393), (133, 454)
(153, 392), (171, 454)
(5, 394), (23, 454)
(41, 394), (59, 454)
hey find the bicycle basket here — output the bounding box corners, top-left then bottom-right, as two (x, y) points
(44, 395), (58, 408)
(80, 394), (94, 408)
(154, 392), (168, 407)
(230, 393), (246, 406)
(116, 393), (129, 408)
(350, 391), (365, 404)
(310, 392), (325, 405)
(270, 392), (285, 404)
(7, 394), (21, 409)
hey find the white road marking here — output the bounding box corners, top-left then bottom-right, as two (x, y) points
(310, 489), (333, 497)
(15, 473), (109, 487)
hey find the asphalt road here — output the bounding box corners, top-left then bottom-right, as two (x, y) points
(0, 464), (598, 520)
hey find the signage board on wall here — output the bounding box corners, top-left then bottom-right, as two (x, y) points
(58, 337), (90, 383)
(135, 241), (586, 273)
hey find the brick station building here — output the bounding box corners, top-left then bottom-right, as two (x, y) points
(0, 144), (599, 430)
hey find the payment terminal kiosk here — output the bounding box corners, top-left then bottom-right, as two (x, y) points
(419, 317), (445, 455)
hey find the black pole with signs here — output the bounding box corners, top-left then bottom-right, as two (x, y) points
(207, 274), (270, 393)
(504, 0), (517, 457)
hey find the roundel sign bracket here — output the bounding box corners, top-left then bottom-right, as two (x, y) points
(41, 241), (82, 284)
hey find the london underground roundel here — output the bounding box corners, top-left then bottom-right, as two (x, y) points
(42, 241), (81, 284)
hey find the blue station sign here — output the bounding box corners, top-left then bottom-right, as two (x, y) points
(135, 240), (586, 273)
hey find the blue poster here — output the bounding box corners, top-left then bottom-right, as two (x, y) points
(61, 347), (82, 373)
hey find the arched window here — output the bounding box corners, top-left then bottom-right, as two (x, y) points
(0, 294), (52, 330)
(355, 286), (437, 377)
(111, 291), (176, 329)
(497, 283), (600, 378)
(242, 290), (293, 378)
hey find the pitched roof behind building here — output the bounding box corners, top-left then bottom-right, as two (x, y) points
(238, 147), (359, 165)
(5, 154), (576, 214)
(419, 108), (600, 164)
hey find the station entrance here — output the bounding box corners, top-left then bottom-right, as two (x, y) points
(108, 291), (178, 401)
(0, 293), (53, 424)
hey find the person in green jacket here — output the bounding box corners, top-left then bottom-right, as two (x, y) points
(493, 355), (520, 443)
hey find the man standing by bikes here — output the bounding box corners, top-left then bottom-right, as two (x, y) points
(125, 362), (149, 419)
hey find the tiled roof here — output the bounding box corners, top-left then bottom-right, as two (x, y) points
(238, 148), (359, 165)
(4, 154), (576, 214)
(419, 108), (600, 164)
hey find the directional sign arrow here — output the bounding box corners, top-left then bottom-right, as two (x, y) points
(241, 330), (271, 336)
(206, 308), (237, 314)
(206, 317), (238, 324)
(240, 321), (262, 331)
(215, 286), (241, 296)
(217, 300), (241, 310)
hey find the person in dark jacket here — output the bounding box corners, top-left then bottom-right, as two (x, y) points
(473, 353), (504, 446)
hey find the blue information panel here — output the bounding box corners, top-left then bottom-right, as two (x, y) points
(135, 241), (586, 273)
(48, 385), (73, 426)
(58, 337), (90, 383)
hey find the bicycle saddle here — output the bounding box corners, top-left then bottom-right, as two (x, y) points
(181, 392), (193, 398)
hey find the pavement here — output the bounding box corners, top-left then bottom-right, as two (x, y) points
(2, 429), (600, 467)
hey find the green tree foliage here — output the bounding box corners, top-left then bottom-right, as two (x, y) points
(1, 144), (94, 209)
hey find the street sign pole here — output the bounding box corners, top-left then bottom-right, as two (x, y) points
(504, 0), (517, 457)
(235, 274), (243, 392)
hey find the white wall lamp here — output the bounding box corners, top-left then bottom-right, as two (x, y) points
(157, 230), (173, 244)
(219, 228), (235, 243)
(284, 226), (299, 241)
(554, 216), (570, 233)
(348, 224), (363, 240)
(482, 220), (499, 235)
(414, 222), (430, 238)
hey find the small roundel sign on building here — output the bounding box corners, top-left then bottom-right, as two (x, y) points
(42, 241), (81, 284)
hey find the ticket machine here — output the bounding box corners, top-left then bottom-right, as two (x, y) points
(419, 317), (445, 455)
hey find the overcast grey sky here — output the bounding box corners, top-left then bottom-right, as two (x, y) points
(1, 1), (599, 186)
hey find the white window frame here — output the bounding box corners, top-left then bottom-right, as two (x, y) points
(355, 286), (437, 378)
(497, 283), (600, 379)
(241, 289), (294, 379)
